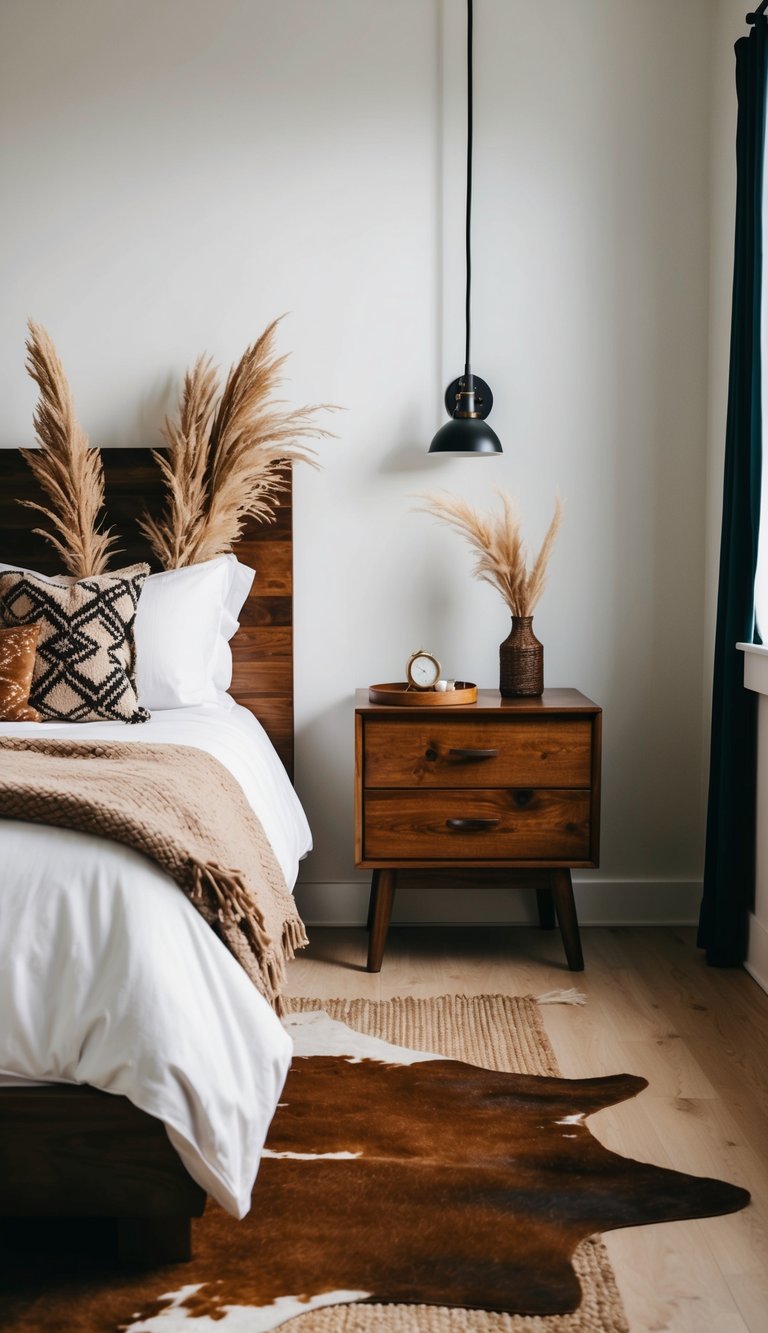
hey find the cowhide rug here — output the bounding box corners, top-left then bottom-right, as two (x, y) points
(0, 1007), (750, 1332)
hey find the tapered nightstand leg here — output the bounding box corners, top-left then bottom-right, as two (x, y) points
(367, 869), (396, 972)
(366, 872), (379, 932)
(549, 869), (584, 971)
(536, 884), (556, 930)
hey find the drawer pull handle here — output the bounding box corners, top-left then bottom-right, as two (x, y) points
(446, 817), (500, 831)
(448, 747), (499, 761)
(514, 789), (534, 807)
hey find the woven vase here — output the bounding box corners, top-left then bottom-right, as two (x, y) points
(499, 615), (543, 697)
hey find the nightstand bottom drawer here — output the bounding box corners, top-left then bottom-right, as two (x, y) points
(362, 789), (591, 860)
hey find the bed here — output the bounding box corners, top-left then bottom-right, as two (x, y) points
(0, 448), (308, 1262)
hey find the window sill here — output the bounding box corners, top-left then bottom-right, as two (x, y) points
(737, 642), (768, 695)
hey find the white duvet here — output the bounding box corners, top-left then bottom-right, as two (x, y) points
(0, 700), (312, 1218)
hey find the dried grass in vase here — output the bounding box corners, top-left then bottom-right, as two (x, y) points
(141, 318), (335, 569)
(20, 321), (117, 578)
(415, 489), (563, 618)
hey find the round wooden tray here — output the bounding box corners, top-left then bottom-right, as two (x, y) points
(368, 682), (478, 707)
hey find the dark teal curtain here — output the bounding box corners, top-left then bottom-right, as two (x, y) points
(699, 20), (768, 966)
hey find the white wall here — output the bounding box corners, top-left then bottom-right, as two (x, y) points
(0, 0), (720, 927)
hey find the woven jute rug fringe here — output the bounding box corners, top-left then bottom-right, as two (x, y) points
(282, 994), (629, 1333)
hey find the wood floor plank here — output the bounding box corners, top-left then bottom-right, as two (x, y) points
(284, 925), (768, 1333)
(617, 1037), (720, 1099)
(726, 1269), (768, 1331)
(536, 998), (628, 1078)
(603, 1224), (752, 1333)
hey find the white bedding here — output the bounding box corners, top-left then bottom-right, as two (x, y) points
(0, 701), (312, 1218)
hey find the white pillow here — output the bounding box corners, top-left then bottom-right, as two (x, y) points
(213, 558), (256, 694)
(134, 555), (254, 710)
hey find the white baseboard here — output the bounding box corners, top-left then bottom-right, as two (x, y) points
(293, 878), (703, 928)
(746, 912), (768, 995)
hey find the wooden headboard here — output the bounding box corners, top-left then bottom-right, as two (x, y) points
(0, 449), (295, 778)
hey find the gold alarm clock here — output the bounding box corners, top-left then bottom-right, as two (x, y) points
(405, 649), (441, 691)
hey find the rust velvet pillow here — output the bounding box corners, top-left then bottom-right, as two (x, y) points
(0, 623), (41, 722)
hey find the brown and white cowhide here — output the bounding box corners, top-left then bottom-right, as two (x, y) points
(120, 1010), (749, 1331)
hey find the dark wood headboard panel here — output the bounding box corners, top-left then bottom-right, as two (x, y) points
(0, 449), (294, 778)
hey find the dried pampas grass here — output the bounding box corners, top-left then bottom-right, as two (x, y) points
(141, 319), (334, 569)
(20, 321), (116, 578)
(139, 356), (219, 571)
(415, 489), (563, 617)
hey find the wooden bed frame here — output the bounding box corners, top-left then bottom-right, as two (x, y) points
(0, 448), (294, 1262)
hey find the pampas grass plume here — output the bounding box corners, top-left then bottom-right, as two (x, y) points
(142, 318), (335, 569)
(415, 489), (563, 618)
(20, 321), (116, 578)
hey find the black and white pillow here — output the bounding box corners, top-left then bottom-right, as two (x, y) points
(0, 564), (150, 723)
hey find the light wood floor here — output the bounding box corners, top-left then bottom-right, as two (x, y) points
(284, 925), (768, 1333)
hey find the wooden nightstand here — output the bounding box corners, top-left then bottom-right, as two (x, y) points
(354, 688), (601, 972)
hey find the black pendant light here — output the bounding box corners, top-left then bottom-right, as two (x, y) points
(429, 0), (501, 456)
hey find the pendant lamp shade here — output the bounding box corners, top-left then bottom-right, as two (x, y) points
(429, 0), (501, 456)
(429, 418), (502, 455)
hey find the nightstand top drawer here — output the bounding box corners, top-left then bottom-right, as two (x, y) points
(362, 714), (593, 789)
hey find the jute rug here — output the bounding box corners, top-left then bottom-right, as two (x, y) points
(279, 994), (630, 1333)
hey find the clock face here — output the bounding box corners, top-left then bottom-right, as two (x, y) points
(407, 650), (441, 690)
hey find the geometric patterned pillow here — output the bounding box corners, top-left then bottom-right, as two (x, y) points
(0, 564), (150, 723)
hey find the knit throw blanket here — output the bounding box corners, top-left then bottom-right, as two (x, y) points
(0, 737), (308, 1013)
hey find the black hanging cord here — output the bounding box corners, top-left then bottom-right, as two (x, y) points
(464, 0), (473, 377)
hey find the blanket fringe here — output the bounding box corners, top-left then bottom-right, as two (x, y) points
(189, 860), (309, 1015)
(191, 861), (270, 943)
(190, 860), (294, 1008)
(283, 915), (310, 959)
(269, 919), (310, 1018)
(535, 988), (587, 1006)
